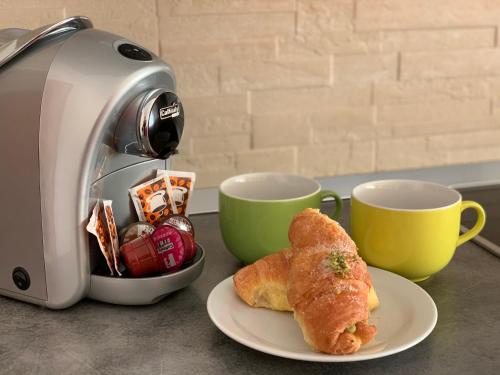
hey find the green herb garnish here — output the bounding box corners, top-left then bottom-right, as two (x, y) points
(328, 251), (350, 277)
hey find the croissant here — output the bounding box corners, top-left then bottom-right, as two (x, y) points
(234, 249), (379, 313)
(234, 248), (293, 311)
(287, 209), (376, 354)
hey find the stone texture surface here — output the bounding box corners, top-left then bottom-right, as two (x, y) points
(401, 49), (500, 80)
(356, 0), (500, 30)
(2, 0), (500, 187)
(236, 147), (297, 174)
(278, 31), (381, 58)
(381, 28), (495, 52)
(376, 137), (446, 170)
(2, 205), (499, 375)
(374, 78), (490, 105)
(378, 99), (490, 125)
(220, 58), (330, 94)
(333, 53), (398, 83)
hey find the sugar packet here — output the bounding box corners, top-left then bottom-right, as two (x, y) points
(129, 175), (177, 225)
(102, 200), (122, 276)
(86, 202), (114, 276)
(157, 170), (196, 216)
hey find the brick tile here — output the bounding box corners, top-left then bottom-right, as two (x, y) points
(251, 84), (371, 115)
(173, 62), (219, 98)
(182, 95), (248, 117)
(192, 134), (251, 154)
(64, 0), (156, 16)
(161, 38), (276, 64)
(158, 13), (295, 44)
(401, 49), (500, 80)
(376, 137), (446, 171)
(171, 152), (235, 171)
(220, 58), (330, 94)
(381, 28), (494, 52)
(374, 78), (490, 105)
(337, 141), (376, 174)
(356, 0), (500, 30)
(334, 53), (397, 83)
(297, 0), (354, 33)
(278, 32), (381, 58)
(253, 114), (312, 148)
(297, 142), (351, 177)
(446, 147), (500, 165)
(391, 117), (500, 137)
(378, 99), (490, 125)
(428, 129), (500, 150)
(236, 147), (296, 174)
(310, 106), (382, 142)
(0, 1), (66, 8)
(195, 169), (238, 188)
(167, 0), (295, 15)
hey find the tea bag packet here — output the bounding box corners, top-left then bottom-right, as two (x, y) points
(102, 200), (122, 276)
(157, 170), (196, 216)
(86, 202), (115, 276)
(129, 175), (177, 226)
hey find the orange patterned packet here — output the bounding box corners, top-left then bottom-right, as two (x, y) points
(86, 202), (114, 276)
(103, 200), (122, 276)
(129, 175), (177, 225)
(157, 170), (196, 216)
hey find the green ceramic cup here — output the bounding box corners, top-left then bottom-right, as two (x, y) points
(219, 172), (343, 264)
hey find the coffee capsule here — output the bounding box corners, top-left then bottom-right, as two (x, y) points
(150, 225), (186, 272)
(121, 221), (156, 244)
(159, 214), (195, 237)
(120, 228), (187, 277)
(120, 235), (161, 277)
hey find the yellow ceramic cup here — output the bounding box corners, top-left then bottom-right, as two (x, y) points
(351, 180), (486, 282)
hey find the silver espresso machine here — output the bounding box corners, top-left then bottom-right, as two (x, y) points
(0, 17), (204, 309)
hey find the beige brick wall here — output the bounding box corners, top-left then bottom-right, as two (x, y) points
(3, 1), (500, 187)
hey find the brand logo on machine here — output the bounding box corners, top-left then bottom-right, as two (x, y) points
(159, 103), (180, 120)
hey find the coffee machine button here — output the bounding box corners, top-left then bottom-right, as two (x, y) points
(117, 43), (152, 61)
(12, 267), (30, 291)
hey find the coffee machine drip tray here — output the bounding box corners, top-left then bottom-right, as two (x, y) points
(88, 244), (205, 305)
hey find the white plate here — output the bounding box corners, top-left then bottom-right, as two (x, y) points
(207, 266), (437, 362)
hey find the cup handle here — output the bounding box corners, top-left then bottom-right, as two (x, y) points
(320, 190), (343, 220)
(457, 201), (486, 247)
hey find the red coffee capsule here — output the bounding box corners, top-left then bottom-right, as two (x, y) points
(159, 214), (195, 237)
(120, 235), (163, 277)
(150, 225), (186, 272)
(159, 215), (196, 262)
(178, 229), (196, 262)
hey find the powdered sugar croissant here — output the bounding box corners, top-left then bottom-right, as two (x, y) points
(287, 209), (376, 354)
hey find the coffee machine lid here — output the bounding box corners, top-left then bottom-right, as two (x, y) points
(0, 15), (92, 70)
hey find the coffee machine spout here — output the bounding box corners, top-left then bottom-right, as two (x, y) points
(114, 88), (184, 159)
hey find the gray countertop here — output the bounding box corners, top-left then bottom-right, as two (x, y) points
(1, 206), (500, 375)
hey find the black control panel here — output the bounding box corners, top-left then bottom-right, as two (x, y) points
(117, 43), (152, 61)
